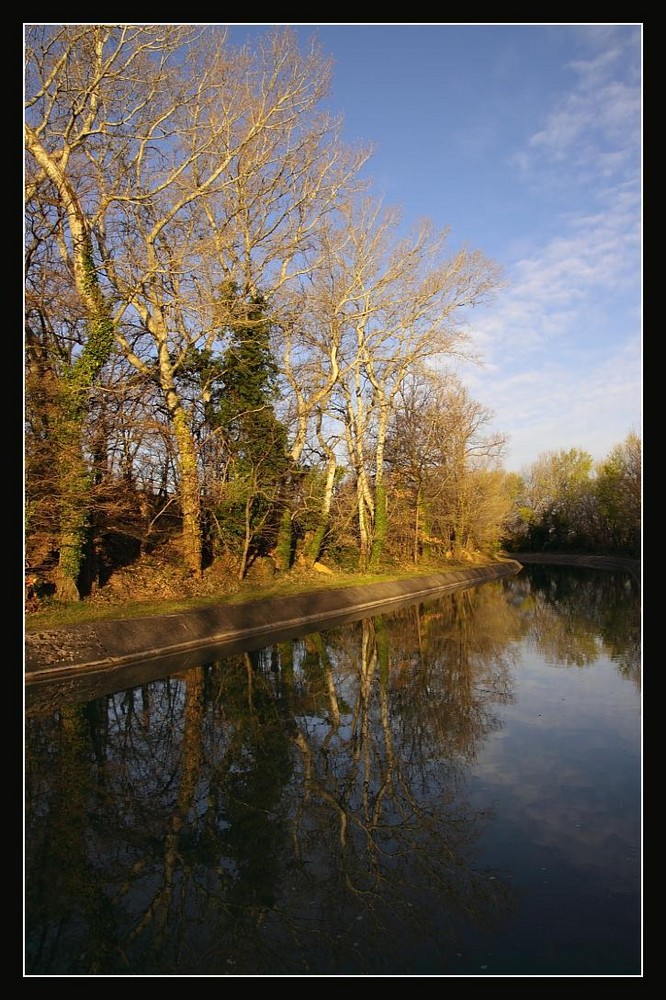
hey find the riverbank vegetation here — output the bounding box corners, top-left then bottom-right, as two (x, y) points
(24, 26), (641, 625)
(501, 435), (641, 558)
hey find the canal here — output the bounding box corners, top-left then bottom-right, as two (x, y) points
(24, 563), (642, 976)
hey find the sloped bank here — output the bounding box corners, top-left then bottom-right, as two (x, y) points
(25, 562), (521, 694)
(509, 552), (641, 584)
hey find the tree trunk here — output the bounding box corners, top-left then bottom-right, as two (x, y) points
(26, 130), (116, 600)
(304, 453), (337, 566)
(172, 409), (203, 577)
(369, 403), (389, 569)
(413, 484), (422, 564)
(53, 427), (92, 602)
(238, 494), (254, 581)
(369, 479), (387, 570)
(273, 507), (293, 572)
(357, 478), (373, 571)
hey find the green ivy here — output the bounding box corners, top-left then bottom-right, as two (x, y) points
(369, 481), (388, 569)
(55, 241), (115, 596)
(274, 508), (293, 570)
(62, 246), (115, 417)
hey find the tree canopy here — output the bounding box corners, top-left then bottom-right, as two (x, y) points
(24, 25), (640, 606)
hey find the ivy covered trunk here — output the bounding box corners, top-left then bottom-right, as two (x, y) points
(369, 479), (388, 570)
(26, 132), (117, 601)
(172, 409), (204, 578)
(214, 291), (290, 575)
(53, 424), (92, 602)
(304, 455), (337, 566)
(273, 507), (293, 572)
(53, 251), (115, 601)
(413, 485), (423, 564)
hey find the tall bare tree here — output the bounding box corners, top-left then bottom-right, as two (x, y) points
(294, 198), (503, 569)
(25, 24), (198, 595)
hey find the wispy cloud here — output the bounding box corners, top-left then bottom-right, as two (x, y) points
(468, 209), (638, 363)
(460, 333), (641, 471)
(517, 27), (641, 183)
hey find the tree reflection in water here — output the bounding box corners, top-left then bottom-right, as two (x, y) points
(507, 565), (641, 685)
(25, 567), (640, 975)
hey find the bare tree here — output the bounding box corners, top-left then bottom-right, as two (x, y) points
(386, 369), (507, 561)
(25, 24), (199, 595)
(292, 197), (503, 569)
(25, 25), (369, 582)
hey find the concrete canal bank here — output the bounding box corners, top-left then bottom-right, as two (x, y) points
(507, 552), (641, 583)
(25, 562), (521, 692)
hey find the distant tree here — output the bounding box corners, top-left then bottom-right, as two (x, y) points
(507, 448), (595, 552)
(502, 440), (642, 557)
(595, 432), (641, 556)
(385, 370), (507, 562)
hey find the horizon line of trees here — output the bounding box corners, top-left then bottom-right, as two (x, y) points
(501, 434), (641, 558)
(24, 25), (641, 602)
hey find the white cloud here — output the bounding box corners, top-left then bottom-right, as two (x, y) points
(461, 334), (641, 472)
(517, 28), (640, 185)
(465, 181), (640, 368)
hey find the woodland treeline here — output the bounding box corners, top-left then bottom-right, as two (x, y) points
(24, 25), (641, 603)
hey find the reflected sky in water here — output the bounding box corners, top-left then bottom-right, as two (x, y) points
(25, 566), (641, 976)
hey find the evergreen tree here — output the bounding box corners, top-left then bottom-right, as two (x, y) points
(212, 290), (291, 575)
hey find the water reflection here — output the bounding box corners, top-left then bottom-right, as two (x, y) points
(507, 564), (641, 683)
(25, 567), (641, 975)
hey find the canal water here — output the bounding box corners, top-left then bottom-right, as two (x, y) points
(24, 564), (642, 977)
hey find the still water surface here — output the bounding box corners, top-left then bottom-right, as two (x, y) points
(24, 565), (641, 977)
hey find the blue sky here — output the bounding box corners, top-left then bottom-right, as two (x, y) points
(231, 23), (642, 473)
